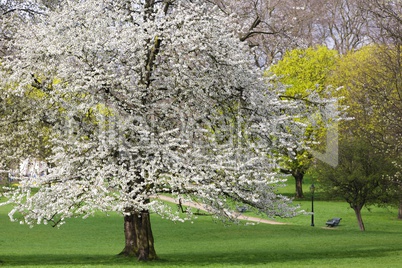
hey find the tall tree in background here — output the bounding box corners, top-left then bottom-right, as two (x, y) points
(211, 0), (304, 67)
(364, 0), (402, 218)
(1, 0), (306, 261)
(316, 0), (371, 53)
(211, 0), (372, 67)
(330, 44), (402, 218)
(269, 46), (341, 198)
(364, 0), (402, 45)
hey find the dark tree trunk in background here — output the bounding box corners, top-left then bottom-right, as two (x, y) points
(398, 198), (402, 220)
(120, 210), (157, 261)
(280, 168), (306, 198)
(293, 172), (304, 198)
(353, 206), (365, 231)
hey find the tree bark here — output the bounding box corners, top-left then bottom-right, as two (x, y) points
(353, 206), (365, 231)
(293, 172), (304, 198)
(120, 210), (157, 261)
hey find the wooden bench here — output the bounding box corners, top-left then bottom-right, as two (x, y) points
(326, 217), (342, 227)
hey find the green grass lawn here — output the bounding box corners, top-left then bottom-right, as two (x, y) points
(1, 178), (402, 267)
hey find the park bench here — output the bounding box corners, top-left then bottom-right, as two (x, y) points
(326, 217), (342, 227)
(236, 206), (248, 213)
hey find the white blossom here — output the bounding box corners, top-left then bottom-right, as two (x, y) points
(0, 0), (305, 226)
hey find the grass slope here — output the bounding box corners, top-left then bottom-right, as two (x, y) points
(1, 178), (402, 267)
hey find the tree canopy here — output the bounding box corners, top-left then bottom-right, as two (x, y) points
(327, 44), (402, 218)
(268, 46), (341, 198)
(270, 46), (339, 97)
(317, 137), (396, 231)
(1, 0), (307, 260)
(331, 45), (401, 154)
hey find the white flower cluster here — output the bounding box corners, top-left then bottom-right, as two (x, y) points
(1, 0), (305, 226)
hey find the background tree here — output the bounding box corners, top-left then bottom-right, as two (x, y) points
(317, 138), (395, 231)
(363, 0), (402, 217)
(391, 162), (402, 218)
(329, 44), (402, 218)
(210, 0), (303, 67)
(1, 0), (304, 261)
(363, 0), (402, 45)
(331, 45), (401, 152)
(315, 0), (371, 54)
(210, 0), (372, 68)
(268, 46), (340, 198)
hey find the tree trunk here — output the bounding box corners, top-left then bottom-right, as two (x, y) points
(353, 206), (365, 231)
(293, 172), (304, 198)
(398, 198), (402, 220)
(120, 210), (157, 261)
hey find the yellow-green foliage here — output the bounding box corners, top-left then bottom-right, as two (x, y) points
(268, 46), (340, 145)
(266, 46), (340, 178)
(269, 46), (339, 97)
(26, 75), (63, 99)
(329, 44), (402, 147)
(329, 45), (398, 99)
(30, 74), (114, 121)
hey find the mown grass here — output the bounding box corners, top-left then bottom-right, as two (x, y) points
(1, 178), (402, 267)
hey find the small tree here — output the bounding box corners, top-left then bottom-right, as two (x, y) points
(317, 138), (395, 231)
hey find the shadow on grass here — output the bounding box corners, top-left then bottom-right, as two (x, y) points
(0, 254), (133, 267)
(158, 248), (401, 266)
(1, 247), (399, 267)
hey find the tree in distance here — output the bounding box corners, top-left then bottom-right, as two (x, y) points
(268, 46), (341, 198)
(329, 44), (402, 219)
(317, 138), (396, 231)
